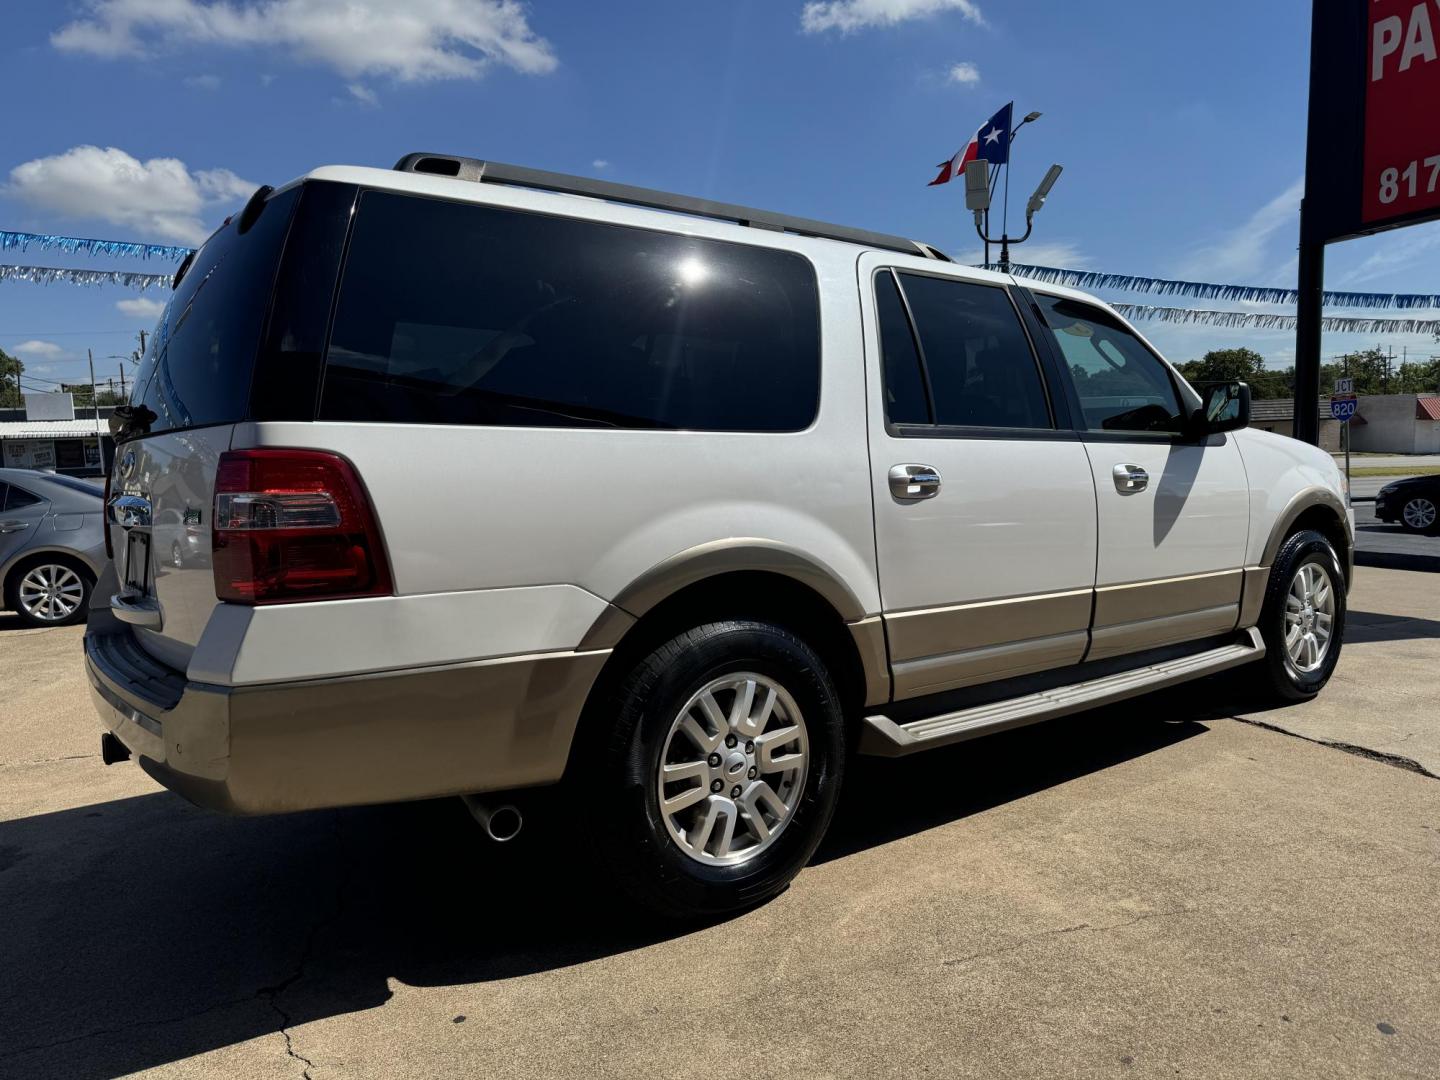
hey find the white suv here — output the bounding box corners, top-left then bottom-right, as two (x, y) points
(88, 155), (1353, 917)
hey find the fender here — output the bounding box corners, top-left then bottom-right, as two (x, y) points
(1239, 487), (1352, 628)
(577, 538), (889, 705)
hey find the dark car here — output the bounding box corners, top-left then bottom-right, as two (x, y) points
(0, 468), (107, 627)
(1374, 474), (1440, 534)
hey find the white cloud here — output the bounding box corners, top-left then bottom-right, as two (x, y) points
(5, 145), (257, 245)
(1177, 179), (1303, 281)
(115, 297), (166, 319)
(946, 61), (980, 86)
(592, 159), (610, 171)
(53, 0), (558, 82)
(10, 340), (68, 361)
(346, 82), (379, 106)
(802, 0), (984, 34)
(183, 73), (220, 89)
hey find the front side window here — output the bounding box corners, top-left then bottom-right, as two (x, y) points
(321, 192), (821, 432)
(1034, 294), (1184, 435)
(896, 274), (1052, 430)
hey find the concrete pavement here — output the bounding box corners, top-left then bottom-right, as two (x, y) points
(2, 568), (1438, 1079)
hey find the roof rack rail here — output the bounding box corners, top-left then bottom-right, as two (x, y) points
(392, 153), (949, 261)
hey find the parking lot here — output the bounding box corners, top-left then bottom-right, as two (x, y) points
(2, 533), (1437, 1078)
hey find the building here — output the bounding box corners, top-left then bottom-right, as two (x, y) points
(0, 394), (114, 477)
(1348, 394), (1440, 454)
(1248, 397), (1344, 452)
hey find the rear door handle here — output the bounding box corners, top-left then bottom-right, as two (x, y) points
(1113, 463), (1149, 493)
(889, 464), (942, 500)
(0, 520), (31, 533)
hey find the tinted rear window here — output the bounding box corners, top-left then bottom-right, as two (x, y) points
(320, 192), (821, 431)
(129, 186), (299, 434)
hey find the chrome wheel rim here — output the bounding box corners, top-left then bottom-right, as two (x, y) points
(1403, 497), (1437, 530)
(656, 672), (809, 866)
(18, 564), (84, 622)
(1283, 562), (1335, 674)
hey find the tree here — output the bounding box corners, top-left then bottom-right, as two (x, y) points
(1319, 347), (1392, 396)
(0, 347), (22, 408)
(1174, 348), (1286, 398)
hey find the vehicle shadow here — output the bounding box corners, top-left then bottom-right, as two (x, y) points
(0, 705), (1206, 1079)
(1355, 549), (1440, 573)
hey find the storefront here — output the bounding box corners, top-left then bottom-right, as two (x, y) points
(0, 424), (112, 477)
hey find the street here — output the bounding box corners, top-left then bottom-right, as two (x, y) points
(2, 560), (1437, 1079)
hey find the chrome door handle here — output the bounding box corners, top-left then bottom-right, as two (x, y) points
(889, 464), (942, 500)
(1113, 463), (1149, 493)
(0, 520), (31, 533)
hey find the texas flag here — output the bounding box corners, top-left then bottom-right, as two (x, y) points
(928, 102), (1013, 186)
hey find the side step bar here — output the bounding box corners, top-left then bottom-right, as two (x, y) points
(861, 627), (1265, 757)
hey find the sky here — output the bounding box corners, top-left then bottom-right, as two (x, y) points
(2, 0), (1439, 397)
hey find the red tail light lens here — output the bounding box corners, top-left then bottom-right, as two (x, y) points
(212, 449), (392, 605)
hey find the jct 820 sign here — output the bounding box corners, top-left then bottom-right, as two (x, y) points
(1364, 1), (1440, 225)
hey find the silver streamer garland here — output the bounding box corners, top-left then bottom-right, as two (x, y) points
(1111, 303), (1440, 336)
(986, 263), (1440, 312)
(0, 264), (173, 290)
(0, 229), (192, 262)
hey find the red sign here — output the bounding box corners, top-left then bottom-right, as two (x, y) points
(1363, 1), (1440, 224)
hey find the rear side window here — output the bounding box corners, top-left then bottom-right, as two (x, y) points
(130, 186), (300, 434)
(874, 270), (930, 425)
(895, 274), (1052, 430)
(320, 192), (821, 431)
(3, 483), (43, 510)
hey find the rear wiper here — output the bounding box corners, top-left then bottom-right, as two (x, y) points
(109, 404), (157, 443)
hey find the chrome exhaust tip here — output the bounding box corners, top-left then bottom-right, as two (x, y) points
(462, 795), (523, 842)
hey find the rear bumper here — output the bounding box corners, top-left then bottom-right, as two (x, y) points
(84, 608), (608, 814)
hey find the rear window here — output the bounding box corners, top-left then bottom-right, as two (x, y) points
(319, 192), (821, 431)
(129, 186), (299, 434)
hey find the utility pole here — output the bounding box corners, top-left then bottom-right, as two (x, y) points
(137, 329), (147, 358)
(119, 364), (126, 398)
(88, 349), (100, 435)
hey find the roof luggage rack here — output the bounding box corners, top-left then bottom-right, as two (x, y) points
(393, 153), (949, 261)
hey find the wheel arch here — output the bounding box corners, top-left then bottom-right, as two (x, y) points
(565, 562), (889, 783)
(1, 545), (102, 590)
(1261, 489), (1352, 588)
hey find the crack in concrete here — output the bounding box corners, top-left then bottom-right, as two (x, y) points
(1231, 716), (1438, 780)
(0, 821), (352, 1077)
(258, 818), (353, 1080)
(941, 907), (1192, 970)
(0, 994), (259, 1061)
(0, 753), (97, 770)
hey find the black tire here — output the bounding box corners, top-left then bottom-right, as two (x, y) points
(1399, 495), (1438, 534)
(577, 620), (847, 920)
(4, 554), (94, 628)
(1250, 529), (1346, 702)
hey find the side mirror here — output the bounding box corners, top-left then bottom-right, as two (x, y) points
(1186, 381), (1250, 439)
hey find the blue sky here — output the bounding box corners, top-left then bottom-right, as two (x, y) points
(3, 0), (1438, 394)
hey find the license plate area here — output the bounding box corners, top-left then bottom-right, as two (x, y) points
(124, 531), (152, 594)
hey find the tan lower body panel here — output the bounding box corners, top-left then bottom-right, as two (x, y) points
(885, 589), (1093, 701)
(1238, 566), (1271, 627)
(89, 645), (609, 814)
(1088, 569), (1243, 663)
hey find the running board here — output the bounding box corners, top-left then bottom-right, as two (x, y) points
(861, 627), (1265, 757)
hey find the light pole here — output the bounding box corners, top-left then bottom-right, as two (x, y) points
(984, 111), (1042, 266)
(969, 157), (1064, 271)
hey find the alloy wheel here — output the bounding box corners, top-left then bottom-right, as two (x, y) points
(656, 672), (809, 866)
(1402, 497), (1437, 531)
(17, 564), (85, 623)
(1283, 561), (1335, 674)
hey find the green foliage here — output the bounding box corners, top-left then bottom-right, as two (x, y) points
(1175, 348), (1285, 398)
(1174, 345), (1440, 401)
(0, 348), (22, 408)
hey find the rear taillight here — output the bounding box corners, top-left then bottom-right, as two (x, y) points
(211, 449), (392, 605)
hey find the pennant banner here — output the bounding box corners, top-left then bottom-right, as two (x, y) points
(0, 264), (173, 290)
(987, 263), (1440, 311)
(1110, 302), (1440, 336)
(1, 229), (192, 262)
